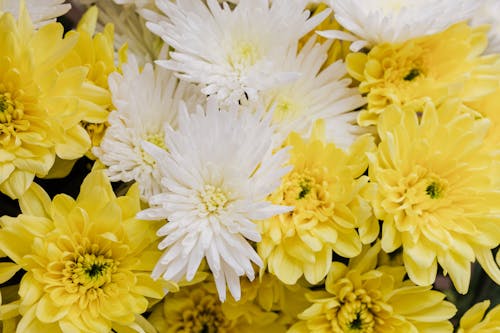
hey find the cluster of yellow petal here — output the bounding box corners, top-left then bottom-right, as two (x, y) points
(289, 242), (457, 333)
(0, 170), (167, 333)
(368, 99), (500, 294)
(148, 276), (290, 333)
(259, 123), (377, 285)
(60, 6), (125, 157)
(346, 23), (500, 126)
(457, 300), (500, 333)
(0, 8), (110, 198)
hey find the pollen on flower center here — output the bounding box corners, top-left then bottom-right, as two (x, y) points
(199, 184), (229, 215)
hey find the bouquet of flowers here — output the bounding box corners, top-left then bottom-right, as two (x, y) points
(0, 0), (499, 332)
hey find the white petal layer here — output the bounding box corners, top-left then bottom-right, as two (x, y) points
(137, 99), (291, 301)
(324, 0), (478, 50)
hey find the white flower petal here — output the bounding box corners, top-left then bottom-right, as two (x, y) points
(138, 99), (290, 301)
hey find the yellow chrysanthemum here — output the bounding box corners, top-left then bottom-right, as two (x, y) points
(457, 300), (500, 333)
(258, 123), (377, 285)
(369, 99), (500, 294)
(0, 170), (168, 332)
(148, 278), (288, 333)
(300, 2), (351, 64)
(60, 6), (122, 156)
(0, 8), (109, 198)
(289, 242), (457, 333)
(346, 23), (500, 126)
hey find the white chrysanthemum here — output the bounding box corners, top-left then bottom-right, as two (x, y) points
(319, 0), (478, 51)
(0, 0), (70, 28)
(142, 0), (331, 106)
(136, 100), (292, 302)
(93, 56), (202, 201)
(264, 37), (365, 150)
(470, 0), (500, 54)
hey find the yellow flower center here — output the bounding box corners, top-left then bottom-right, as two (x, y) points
(64, 252), (117, 292)
(425, 181), (444, 199)
(403, 68), (421, 81)
(378, 0), (408, 13)
(146, 132), (167, 150)
(272, 96), (303, 122)
(228, 41), (261, 70)
(337, 302), (375, 333)
(385, 49), (426, 86)
(199, 185), (229, 215)
(282, 170), (325, 207)
(138, 131), (168, 167)
(329, 278), (381, 333)
(0, 92), (24, 124)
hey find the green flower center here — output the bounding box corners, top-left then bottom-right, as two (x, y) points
(333, 282), (378, 333)
(425, 181), (443, 199)
(283, 171), (319, 203)
(0, 94), (10, 112)
(298, 180), (312, 199)
(337, 301), (375, 333)
(85, 262), (109, 278)
(403, 68), (421, 81)
(65, 253), (116, 290)
(349, 312), (363, 330)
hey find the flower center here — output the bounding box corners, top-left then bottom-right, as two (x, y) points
(333, 280), (378, 333)
(378, 0), (411, 13)
(282, 171), (322, 205)
(146, 132), (167, 150)
(65, 253), (116, 291)
(403, 68), (421, 81)
(384, 165), (449, 218)
(271, 95), (305, 123)
(298, 178), (312, 200)
(425, 181), (443, 199)
(199, 184), (229, 215)
(0, 92), (23, 124)
(337, 302), (375, 333)
(228, 41), (260, 70)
